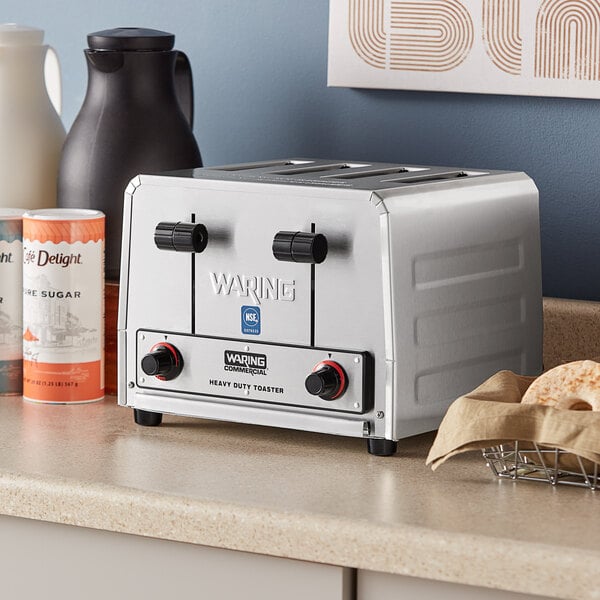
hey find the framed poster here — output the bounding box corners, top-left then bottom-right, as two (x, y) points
(328, 0), (600, 99)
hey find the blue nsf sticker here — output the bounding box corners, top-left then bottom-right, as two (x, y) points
(241, 305), (261, 335)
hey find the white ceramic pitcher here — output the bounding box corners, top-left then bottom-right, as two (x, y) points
(0, 24), (65, 209)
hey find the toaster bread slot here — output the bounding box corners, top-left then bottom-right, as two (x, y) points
(208, 159), (313, 171)
(383, 171), (487, 185)
(321, 166), (427, 180)
(269, 163), (369, 176)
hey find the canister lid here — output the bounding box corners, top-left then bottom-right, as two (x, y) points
(0, 208), (26, 219)
(23, 209), (104, 220)
(87, 27), (175, 51)
(0, 24), (44, 47)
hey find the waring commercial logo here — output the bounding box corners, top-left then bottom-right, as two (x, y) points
(223, 350), (267, 376)
(209, 272), (295, 305)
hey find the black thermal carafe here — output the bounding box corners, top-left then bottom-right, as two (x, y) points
(58, 28), (202, 280)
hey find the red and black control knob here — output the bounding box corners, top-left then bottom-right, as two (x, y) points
(305, 360), (347, 401)
(141, 343), (183, 381)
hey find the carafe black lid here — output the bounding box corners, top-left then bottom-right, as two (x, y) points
(87, 28), (175, 51)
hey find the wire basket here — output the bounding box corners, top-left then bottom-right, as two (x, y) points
(483, 441), (599, 490)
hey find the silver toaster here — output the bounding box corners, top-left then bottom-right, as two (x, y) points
(118, 159), (543, 455)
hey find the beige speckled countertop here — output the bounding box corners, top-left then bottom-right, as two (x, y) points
(0, 395), (598, 600)
(543, 297), (600, 368)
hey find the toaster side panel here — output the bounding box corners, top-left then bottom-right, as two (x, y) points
(381, 173), (543, 440)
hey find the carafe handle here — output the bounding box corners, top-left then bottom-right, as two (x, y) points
(44, 46), (62, 115)
(174, 51), (194, 127)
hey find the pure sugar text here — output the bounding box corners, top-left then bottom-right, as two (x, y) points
(23, 288), (81, 299)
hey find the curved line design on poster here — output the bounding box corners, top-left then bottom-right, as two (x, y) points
(348, 0), (474, 72)
(349, 0), (387, 68)
(483, 0), (522, 75)
(536, 0), (600, 80)
(388, 0), (474, 72)
(338, 0), (600, 97)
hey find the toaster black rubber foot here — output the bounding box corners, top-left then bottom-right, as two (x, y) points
(134, 409), (163, 427)
(367, 438), (397, 456)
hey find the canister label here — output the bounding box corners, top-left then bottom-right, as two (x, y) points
(0, 221), (23, 395)
(23, 213), (104, 403)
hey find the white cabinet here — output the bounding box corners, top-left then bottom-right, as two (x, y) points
(0, 515), (565, 600)
(358, 571), (554, 600)
(0, 515), (353, 600)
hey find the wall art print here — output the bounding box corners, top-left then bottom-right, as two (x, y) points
(328, 0), (600, 99)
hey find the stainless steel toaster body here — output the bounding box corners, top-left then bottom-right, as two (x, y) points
(118, 159), (543, 455)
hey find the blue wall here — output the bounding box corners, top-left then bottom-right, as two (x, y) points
(5, 0), (600, 300)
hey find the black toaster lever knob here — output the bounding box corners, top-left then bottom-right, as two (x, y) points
(141, 343), (183, 381)
(273, 231), (328, 264)
(154, 221), (208, 253)
(305, 361), (347, 400)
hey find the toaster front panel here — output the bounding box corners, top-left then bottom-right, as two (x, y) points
(121, 179), (383, 432)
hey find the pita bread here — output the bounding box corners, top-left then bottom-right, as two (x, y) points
(521, 360), (600, 411)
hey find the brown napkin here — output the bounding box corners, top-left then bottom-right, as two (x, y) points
(426, 370), (600, 470)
